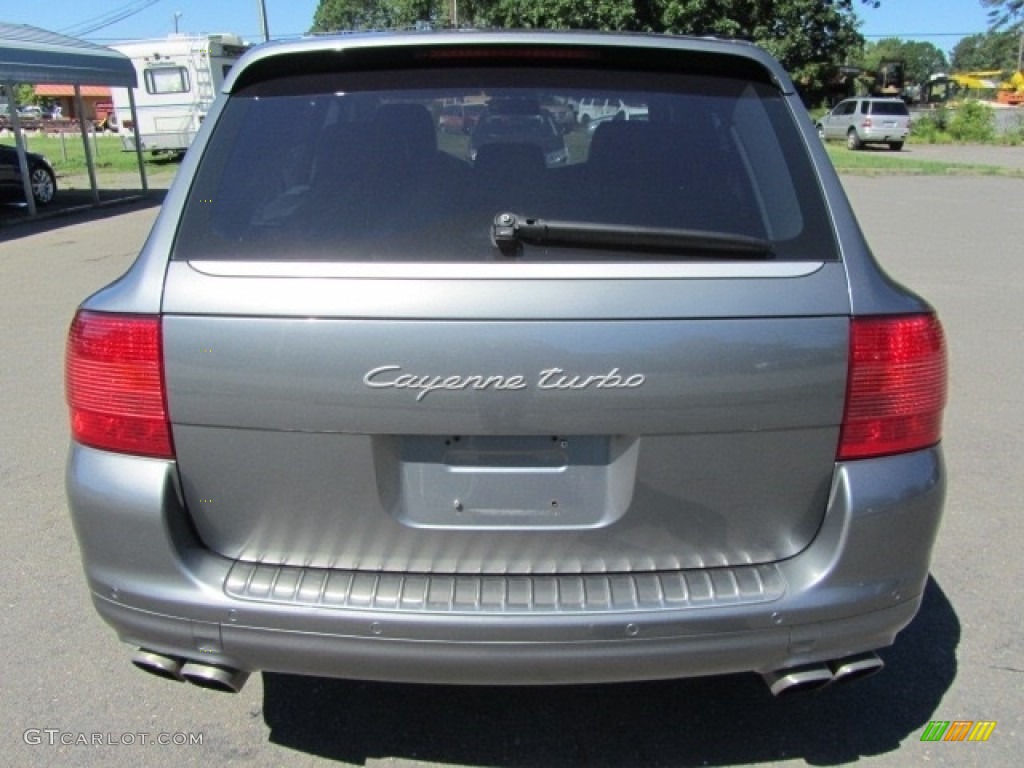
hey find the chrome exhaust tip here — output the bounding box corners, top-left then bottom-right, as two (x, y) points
(180, 661), (249, 693)
(132, 649), (185, 682)
(830, 651), (884, 685)
(762, 663), (834, 697)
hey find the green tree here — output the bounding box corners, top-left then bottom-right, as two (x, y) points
(861, 38), (948, 84)
(982, 0), (1024, 29)
(479, 0), (636, 30)
(311, 0), (880, 95)
(311, 0), (440, 31)
(951, 29), (1021, 70)
(980, 0), (1024, 71)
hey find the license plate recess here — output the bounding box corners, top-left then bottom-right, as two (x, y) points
(393, 435), (637, 529)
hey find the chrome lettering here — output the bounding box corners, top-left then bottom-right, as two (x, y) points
(363, 365), (528, 402)
(365, 366), (644, 401)
(537, 367), (645, 390)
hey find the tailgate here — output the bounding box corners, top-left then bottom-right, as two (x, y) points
(162, 262), (850, 574)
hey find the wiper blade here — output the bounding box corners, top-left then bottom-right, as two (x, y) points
(492, 212), (774, 258)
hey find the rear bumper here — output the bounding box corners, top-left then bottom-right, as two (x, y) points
(862, 128), (909, 143)
(66, 444), (945, 685)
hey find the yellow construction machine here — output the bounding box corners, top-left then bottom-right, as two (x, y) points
(921, 70), (1024, 106)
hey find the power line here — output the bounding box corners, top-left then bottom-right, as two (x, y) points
(59, 0), (165, 38)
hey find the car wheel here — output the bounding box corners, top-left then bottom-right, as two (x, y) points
(30, 165), (57, 206)
(888, 141), (904, 151)
(846, 129), (863, 151)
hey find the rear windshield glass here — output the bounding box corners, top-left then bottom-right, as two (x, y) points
(173, 66), (837, 262)
(870, 100), (909, 116)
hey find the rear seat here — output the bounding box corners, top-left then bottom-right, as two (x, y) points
(583, 118), (760, 235)
(472, 142), (548, 213)
(305, 104), (472, 239)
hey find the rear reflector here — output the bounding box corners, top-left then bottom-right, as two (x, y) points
(838, 314), (947, 460)
(65, 310), (173, 459)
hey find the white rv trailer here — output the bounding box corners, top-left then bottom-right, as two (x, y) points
(111, 34), (249, 154)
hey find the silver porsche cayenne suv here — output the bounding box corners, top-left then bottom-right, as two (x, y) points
(65, 31), (947, 697)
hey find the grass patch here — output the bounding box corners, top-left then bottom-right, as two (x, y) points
(12, 129), (1019, 185)
(2, 132), (178, 177)
(823, 144), (1020, 176)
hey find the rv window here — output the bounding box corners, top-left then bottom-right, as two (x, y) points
(145, 66), (191, 95)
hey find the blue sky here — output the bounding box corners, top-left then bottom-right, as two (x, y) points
(0, 1), (998, 54)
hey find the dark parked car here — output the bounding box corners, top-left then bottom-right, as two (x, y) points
(469, 98), (569, 167)
(17, 104), (54, 119)
(541, 98), (577, 132)
(0, 144), (57, 206)
(65, 31), (946, 698)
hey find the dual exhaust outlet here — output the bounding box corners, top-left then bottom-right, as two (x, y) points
(133, 646), (882, 697)
(762, 651), (884, 697)
(132, 649), (249, 693)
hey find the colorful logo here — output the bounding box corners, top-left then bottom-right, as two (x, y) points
(920, 721), (997, 742)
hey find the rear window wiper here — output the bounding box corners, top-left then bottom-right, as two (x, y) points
(491, 212), (774, 259)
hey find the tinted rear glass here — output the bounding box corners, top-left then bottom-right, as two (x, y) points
(870, 101), (909, 116)
(173, 65), (837, 262)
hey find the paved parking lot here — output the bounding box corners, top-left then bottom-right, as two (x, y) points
(1, 152), (1021, 767)
(0, 167), (175, 229)
(893, 142), (1024, 169)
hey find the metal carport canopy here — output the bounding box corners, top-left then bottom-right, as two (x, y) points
(0, 23), (145, 215)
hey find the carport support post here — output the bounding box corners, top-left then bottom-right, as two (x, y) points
(5, 79), (37, 216)
(74, 85), (100, 204)
(127, 87), (148, 192)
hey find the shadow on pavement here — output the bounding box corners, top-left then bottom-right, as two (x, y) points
(262, 576), (958, 767)
(0, 188), (166, 239)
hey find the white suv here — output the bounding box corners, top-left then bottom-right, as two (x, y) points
(817, 97), (911, 151)
(576, 96), (649, 125)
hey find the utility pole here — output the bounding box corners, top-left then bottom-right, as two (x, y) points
(173, 11), (182, 34)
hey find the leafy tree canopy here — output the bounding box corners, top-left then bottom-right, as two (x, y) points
(311, 0), (883, 96)
(981, 0), (1024, 29)
(860, 38), (948, 84)
(951, 28), (1022, 71)
(312, 0), (440, 32)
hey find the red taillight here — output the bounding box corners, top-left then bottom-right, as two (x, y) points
(65, 310), (173, 459)
(838, 314), (947, 460)
(418, 47), (599, 62)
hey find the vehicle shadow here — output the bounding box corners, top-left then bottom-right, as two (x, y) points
(262, 576), (958, 767)
(0, 188), (166, 238)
